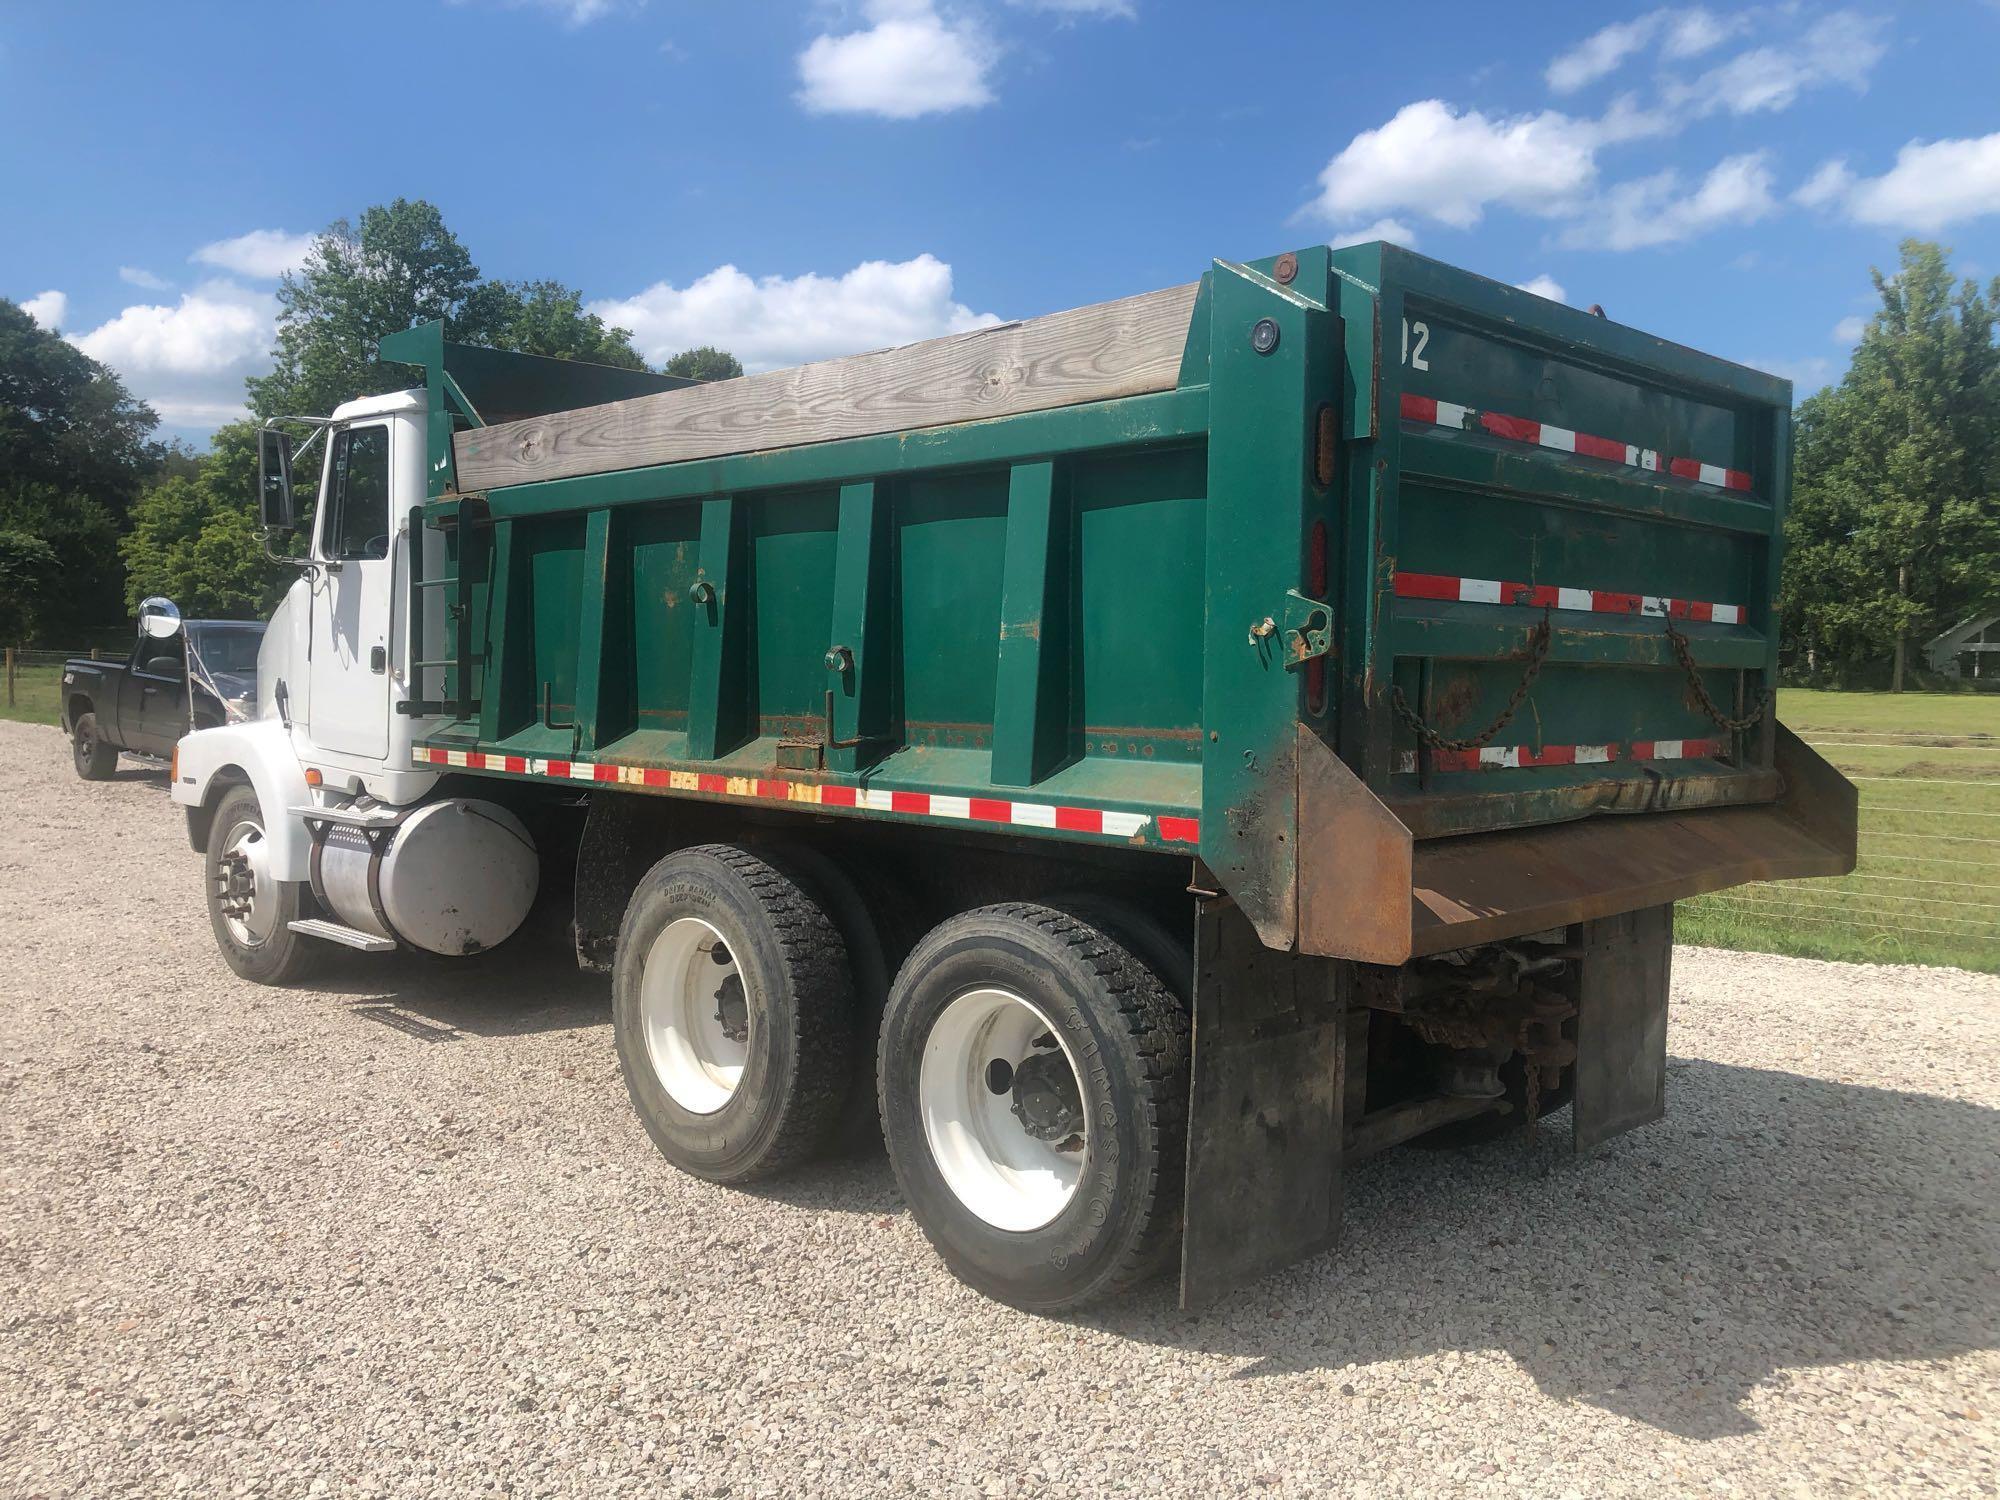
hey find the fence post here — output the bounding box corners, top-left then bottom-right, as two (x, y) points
(91, 647), (101, 661)
(5, 646), (14, 709)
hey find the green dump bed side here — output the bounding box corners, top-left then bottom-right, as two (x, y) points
(390, 243), (1853, 965)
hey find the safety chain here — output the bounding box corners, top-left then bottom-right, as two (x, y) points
(1662, 617), (1772, 732)
(1390, 610), (1554, 754)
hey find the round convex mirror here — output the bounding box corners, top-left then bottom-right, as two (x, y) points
(138, 596), (183, 640)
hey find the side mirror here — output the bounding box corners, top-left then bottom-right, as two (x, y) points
(145, 655), (185, 678)
(137, 596), (182, 640)
(258, 427), (296, 533)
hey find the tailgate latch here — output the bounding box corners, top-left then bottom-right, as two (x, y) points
(1280, 590), (1334, 669)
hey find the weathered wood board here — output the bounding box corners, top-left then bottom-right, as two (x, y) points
(453, 282), (1200, 491)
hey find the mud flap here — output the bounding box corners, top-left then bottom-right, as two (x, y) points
(1180, 900), (1344, 1310)
(1572, 903), (1673, 1152)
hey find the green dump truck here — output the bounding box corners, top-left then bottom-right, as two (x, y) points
(171, 242), (1856, 1311)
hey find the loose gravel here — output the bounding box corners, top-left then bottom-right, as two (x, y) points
(1, 717), (1995, 1498)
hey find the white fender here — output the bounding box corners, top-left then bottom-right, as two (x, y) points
(171, 718), (315, 881)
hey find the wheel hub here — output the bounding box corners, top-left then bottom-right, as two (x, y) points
(1006, 1044), (1084, 1147)
(918, 988), (1090, 1232)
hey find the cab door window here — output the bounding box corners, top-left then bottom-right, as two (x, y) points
(320, 425), (391, 561)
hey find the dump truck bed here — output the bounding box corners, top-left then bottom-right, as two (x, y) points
(386, 243), (1852, 963)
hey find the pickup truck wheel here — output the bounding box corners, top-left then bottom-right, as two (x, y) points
(71, 713), (117, 780)
(205, 785), (317, 986)
(878, 904), (1190, 1312)
(613, 844), (855, 1184)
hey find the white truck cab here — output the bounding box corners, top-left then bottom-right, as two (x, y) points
(170, 387), (535, 980)
(174, 390), (447, 864)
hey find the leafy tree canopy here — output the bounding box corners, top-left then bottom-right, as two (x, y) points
(1781, 239), (2000, 688)
(0, 298), (160, 515)
(246, 199), (649, 419)
(663, 345), (745, 382)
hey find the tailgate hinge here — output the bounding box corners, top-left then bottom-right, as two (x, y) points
(1281, 590), (1334, 669)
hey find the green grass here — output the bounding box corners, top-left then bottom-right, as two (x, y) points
(1678, 687), (2000, 973)
(0, 664), (65, 727)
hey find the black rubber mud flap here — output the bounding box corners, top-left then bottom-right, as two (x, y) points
(1572, 903), (1673, 1152)
(1180, 899), (1344, 1310)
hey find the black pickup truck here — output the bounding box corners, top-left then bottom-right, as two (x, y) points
(61, 599), (265, 779)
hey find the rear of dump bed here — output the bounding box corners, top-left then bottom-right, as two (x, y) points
(1296, 244), (1855, 963)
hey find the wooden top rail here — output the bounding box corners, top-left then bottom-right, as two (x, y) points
(452, 282), (1200, 491)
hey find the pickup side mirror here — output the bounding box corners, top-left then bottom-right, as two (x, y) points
(258, 427), (296, 534)
(137, 595), (182, 640)
(145, 655), (185, 679)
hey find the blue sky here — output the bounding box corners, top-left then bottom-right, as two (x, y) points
(4, 1), (1998, 445)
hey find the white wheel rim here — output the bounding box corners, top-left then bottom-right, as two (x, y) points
(919, 988), (1088, 1232)
(640, 917), (748, 1115)
(216, 817), (277, 947)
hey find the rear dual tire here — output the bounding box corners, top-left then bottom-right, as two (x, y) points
(612, 845), (856, 1184)
(878, 904), (1191, 1313)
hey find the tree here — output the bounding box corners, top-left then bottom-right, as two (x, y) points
(663, 345), (745, 383)
(0, 299), (160, 517)
(1781, 240), (2000, 688)
(0, 528), (59, 643)
(118, 423), (288, 618)
(247, 199), (648, 419)
(0, 299), (161, 638)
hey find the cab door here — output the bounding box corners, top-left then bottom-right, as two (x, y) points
(117, 636), (188, 754)
(308, 422), (395, 759)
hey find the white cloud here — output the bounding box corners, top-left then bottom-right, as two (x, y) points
(589, 254), (1001, 372)
(454, 0), (629, 24)
(1832, 315), (1867, 344)
(1546, 13), (1664, 94)
(1007, 0), (1133, 15)
(69, 279), (276, 426)
(1546, 8), (1742, 93)
(1515, 275), (1567, 303)
(1661, 7), (1747, 59)
(1668, 10), (1886, 118)
(118, 266), (172, 291)
(1560, 151), (1777, 251)
(1749, 354), (1835, 393)
(1305, 100), (1623, 230)
(20, 290), (68, 331)
(191, 228), (316, 280)
(1793, 157), (1855, 209)
(797, 0), (997, 119)
(1329, 218), (1417, 250)
(1843, 133), (2000, 231)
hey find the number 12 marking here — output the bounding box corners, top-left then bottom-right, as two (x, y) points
(1400, 317), (1431, 371)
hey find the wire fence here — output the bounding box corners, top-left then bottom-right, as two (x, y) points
(1685, 726), (2000, 967)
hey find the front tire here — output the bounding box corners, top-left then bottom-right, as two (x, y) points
(878, 904), (1190, 1313)
(71, 713), (117, 780)
(205, 784), (317, 985)
(612, 844), (856, 1184)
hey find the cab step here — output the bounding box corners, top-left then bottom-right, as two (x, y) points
(287, 917), (397, 953)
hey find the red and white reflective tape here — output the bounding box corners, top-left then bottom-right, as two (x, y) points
(1399, 393), (1752, 494)
(1394, 571), (1743, 625)
(413, 745), (1200, 846)
(1394, 737), (1726, 775)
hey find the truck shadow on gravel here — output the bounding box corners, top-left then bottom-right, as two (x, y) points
(1084, 1058), (1999, 1441)
(302, 939), (610, 1041)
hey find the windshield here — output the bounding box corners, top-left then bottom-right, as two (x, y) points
(188, 625), (263, 676)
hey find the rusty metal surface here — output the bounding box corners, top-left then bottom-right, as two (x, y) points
(1572, 905), (1673, 1151)
(1180, 901), (1344, 1311)
(1295, 724), (1416, 965)
(1405, 793), (1852, 959)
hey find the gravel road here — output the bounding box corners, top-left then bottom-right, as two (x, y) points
(2, 717), (1996, 1498)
